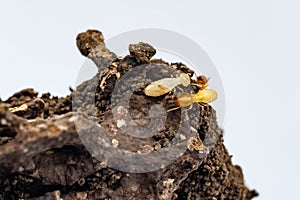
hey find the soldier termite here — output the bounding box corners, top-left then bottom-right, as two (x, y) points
(167, 88), (218, 112)
(144, 73), (190, 97)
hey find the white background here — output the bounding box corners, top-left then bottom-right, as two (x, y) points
(0, 1), (299, 199)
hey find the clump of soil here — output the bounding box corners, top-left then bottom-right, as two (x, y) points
(0, 29), (258, 199)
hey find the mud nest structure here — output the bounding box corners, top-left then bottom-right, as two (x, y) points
(0, 29), (258, 200)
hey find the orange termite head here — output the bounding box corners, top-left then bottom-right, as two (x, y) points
(196, 75), (210, 88)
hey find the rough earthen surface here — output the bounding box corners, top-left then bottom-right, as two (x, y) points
(0, 29), (258, 200)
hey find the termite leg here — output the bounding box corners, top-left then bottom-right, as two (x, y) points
(190, 83), (207, 89)
(167, 106), (180, 112)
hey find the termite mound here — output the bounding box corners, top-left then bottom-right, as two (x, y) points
(0, 29), (258, 200)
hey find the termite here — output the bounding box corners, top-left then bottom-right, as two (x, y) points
(195, 75), (210, 89)
(144, 73), (190, 97)
(167, 88), (218, 112)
